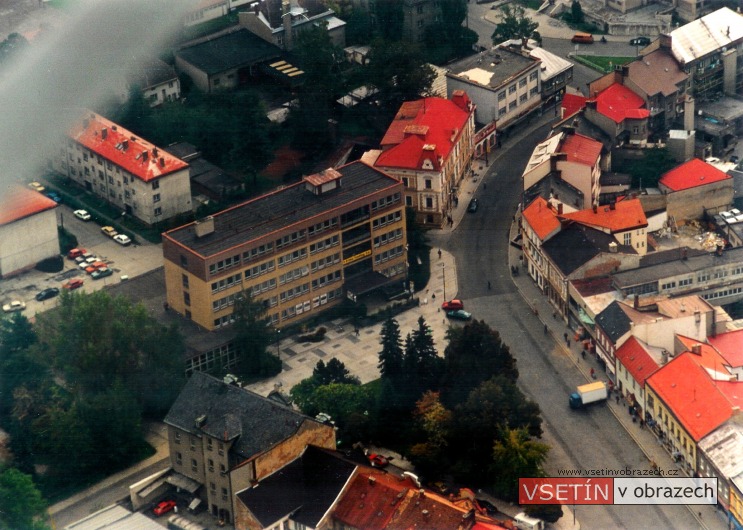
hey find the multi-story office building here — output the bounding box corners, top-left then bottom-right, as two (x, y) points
(52, 111), (192, 225)
(162, 162), (407, 331)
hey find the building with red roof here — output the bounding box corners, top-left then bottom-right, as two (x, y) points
(521, 197), (562, 291)
(52, 110), (192, 226)
(708, 328), (743, 369)
(658, 158), (733, 220)
(646, 352), (735, 473)
(371, 91), (475, 226)
(583, 81), (650, 146)
(614, 336), (661, 416)
(522, 127), (605, 212)
(0, 186), (59, 277)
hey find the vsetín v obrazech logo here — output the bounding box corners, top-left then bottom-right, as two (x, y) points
(519, 477), (717, 505)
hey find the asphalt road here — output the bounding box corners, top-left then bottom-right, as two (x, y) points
(429, 114), (701, 528)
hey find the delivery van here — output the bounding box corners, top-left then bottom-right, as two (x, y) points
(571, 32), (594, 43)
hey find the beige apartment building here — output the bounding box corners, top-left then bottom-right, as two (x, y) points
(52, 111), (192, 225)
(162, 162), (407, 331)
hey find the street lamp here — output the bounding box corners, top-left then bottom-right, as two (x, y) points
(441, 262), (446, 301)
(276, 328), (281, 360)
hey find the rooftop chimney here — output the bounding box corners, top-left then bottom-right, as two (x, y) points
(194, 216), (215, 238)
(610, 201), (616, 210)
(634, 294), (639, 309)
(691, 344), (702, 355)
(122, 139), (129, 150)
(159, 157), (165, 167)
(101, 127), (108, 139)
(557, 203), (563, 215)
(142, 150), (148, 162)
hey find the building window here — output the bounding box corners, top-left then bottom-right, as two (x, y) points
(182, 274), (189, 289)
(153, 193), (161, 203)
(425, 179), (432, 189)
(509, 101), (517, 111)
(406, 196), (413, 206)
(402, 177), (409, 187)
(207, 438), (213, 451)
(624, 233), (631, 245)
(152, 180), (160, 190)
(499, 107), (507, 116)
(175, 432), (181, 444)
(221, 487), (228, 501)
(508, 84), (516, 94)
(519, 94), (527, 103)
(218, 443), (224, 456)
(519, 78), (527, 87)
(498, 91), (506, 101)
(184, 292), (191, 306)
(208, 459), (214, 472)
(529, 71), (538, 81)
(191, 459), (198, 472)
(425, 197), (433, 208)
(154, 207), (162, 216)
(180, 255), (188, 268)
(176, 452), (182, 465)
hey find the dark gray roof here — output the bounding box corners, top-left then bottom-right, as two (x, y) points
(595, 301), (632, 343)
(190, 158), (242, 195)
(167, 141), (201, 162)
(542, 224), (629, 276)
(639, 246), (707, 267)
(165, 161), (402, 257)
(175, 28), (280, 75)
(446, 47), (538, 88)
(131, 58), (178, 90)
(236, 446), (356, 528)
(611, 247), (743, 289)
(164, 372), (319, 459)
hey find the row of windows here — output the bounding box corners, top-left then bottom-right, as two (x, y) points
(245, 260), (275, 280)
(279, 265), (309, 285)
(213, 292), (241, 312)
(310, 234), (340, 255)
(276, 229), (306, 250)
(311, 270), (342, 290)
(209, 254), (241, 275)
(280, 282), (310, 303)
(244, 242), (274, 263)
(280, 288), (342, 320)
(311, 253), (340, 272)
(185, 343), (237, 376)
(703, 286), (743, 300)
(308, 218), (338, 237)
(371, 192), (401, 211)
(379, 262), (406, 278)
(252, 278), (277, 296)
(211, 273), (242, 293)
(374, 228), (403, 248)
(278, 248), (307, 268)
(372, 210), (402, 231)
(374, 245), (404, 265)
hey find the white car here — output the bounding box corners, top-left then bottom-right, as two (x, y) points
(113, 234), (131, 246)
(73, 209), (91, 221)
(2, 300), (26, 313)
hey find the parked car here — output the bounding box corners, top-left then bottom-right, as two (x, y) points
(467, 198), (479, 213)
(67, 248), (87, 260)
(35, 287), (60, 301)
(45, 191), (62, 203)
(2, 300), (26, 313)
(62, 278), (84, 290)
(73, 209), (91, 221)
(446, 309), (472, 321)
(101, 226), (118, 238)
(85, 262), (106, 274)
(476, 498), (499, 516)
(28, 181), (45, 192)
(113, 234), (132, 246)
(91, 267), (113, 280)
(731, 155), (740, 164)
(571, 32), (594, 44)
(153, 500), (177, 516)
(441, 299), (464, 311)
(629, 36), (651, 46)
(79, 257), (100, 270)
(368, 453), (390, 468)
(75, 252), (95, 265)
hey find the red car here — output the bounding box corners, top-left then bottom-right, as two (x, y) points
(67, 248), (87, 260)
(368, 453), (390, 468)
(153, 499), (177, 516)
(441, 299), (464, 311)
(63, 278), (84, 290)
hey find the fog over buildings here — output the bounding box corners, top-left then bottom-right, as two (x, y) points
(0, 0), (190, 189)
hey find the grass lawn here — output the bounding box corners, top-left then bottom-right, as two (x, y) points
(574, 55), (634, 73)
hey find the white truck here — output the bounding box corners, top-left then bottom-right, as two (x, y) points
(569, 381), (608, 409)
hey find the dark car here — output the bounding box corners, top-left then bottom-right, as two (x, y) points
(35, 287), (60, 301)
(476, 498), (499, 516)
(467, 199), (479, 213)
(447, 309), (472, 321)
(629, 36), (651, 46)
(91, 267), (113, 280)
(45, 191), (62, 203)
(731, 155), (740, 164)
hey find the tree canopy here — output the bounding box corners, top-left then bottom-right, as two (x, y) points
(0, 466), (49, 530)
(232, 290), (281, 380)
(491, 5), (539, 46)
(367, 39), (436, 106)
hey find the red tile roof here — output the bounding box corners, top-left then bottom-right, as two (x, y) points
(646, 353), (733, 441)
(560, 132), (602, 167)
(715, 381), (743, 410)
(591, 83), (649, 124)
(332, 472), (412, 530)
(659, 158), (731, 192)
(561, 93), (586, 118)
(615, 336), (660, 387)
(708, 329), (743, 368)
(676, 336), (733, 376)
(376, 95), (473, 171)
(522, 197), (561, 240)
(69, 111), (188, 182)
(0, 186), (57, 226)
(559, 198), (647, 233)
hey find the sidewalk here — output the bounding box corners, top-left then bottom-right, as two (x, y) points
(506, 214), (726, 530)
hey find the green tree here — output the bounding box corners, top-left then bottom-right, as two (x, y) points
(313, 358), (360, 386)
(0, 314), (44, 415)
(378, 317), (404, 379)
(0, 466), (49, 530)
(343, 7), (373, 46)
(367, 39), (436, 105)
(571, 0), (584, 23)
(423, 0), (479, 64)
(441, 320), (519, 407)
(373, 0), (404, 40)
(491, 5), (539, 46)
(232, 290), (281, 379)
(491, 427), (549, 501)
(409, 391), (452, 476)
(625, 146), (675, 189)
(405, 316), (443, 391)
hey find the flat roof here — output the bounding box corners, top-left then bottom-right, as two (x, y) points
(175, 28), (281, 75)
(446, 48), (538, 89)
(670, 7), (743, 65)
(165, 161), (401, 258)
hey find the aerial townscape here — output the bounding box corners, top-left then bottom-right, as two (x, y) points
(1, 0), (743, 529)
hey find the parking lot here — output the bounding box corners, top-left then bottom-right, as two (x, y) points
(0, 204), (164, 317)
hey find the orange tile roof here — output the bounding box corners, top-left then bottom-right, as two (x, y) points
(561, 93), (586, 118)
(615, 337), (660, 387)
(676, 335), (732, 376)
(659, 158), (731, 192)
(591, 83), (649, 123)
(69, 111), (188, 183)
(708, 329), (743, 368)
(560, 132), (602, 167)
(0, 186), (57, 226)
(376, 95), (473, 171)
(559, 198), (647, 233)
(646, 353), (733, 441)
(332, 472), (413, 530)
(522, 197), (561, 240)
